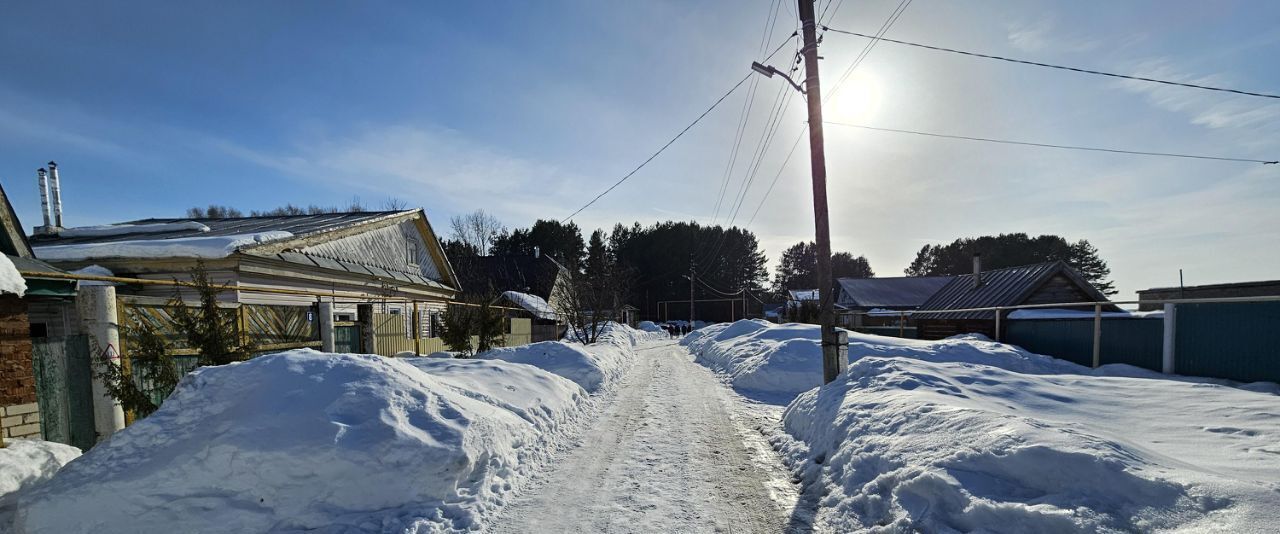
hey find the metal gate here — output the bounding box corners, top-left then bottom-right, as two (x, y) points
(334, 324), (361, 353)
(32, 335), (97, 450)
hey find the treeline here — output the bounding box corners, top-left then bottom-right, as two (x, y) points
(184, 197), (408, 218)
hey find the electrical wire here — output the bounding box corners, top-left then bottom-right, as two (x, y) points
(562, 35), (796, 222)
(823, 121), (1278, 164)
(824, 0), (913, 104)
(821, 27), (1280, 100)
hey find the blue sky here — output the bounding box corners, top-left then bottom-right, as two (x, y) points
(1, 0), (1277, 298)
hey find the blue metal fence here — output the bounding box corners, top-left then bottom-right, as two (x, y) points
(1175, 301), (1280, 383)
(1005, 318), (1164, 370)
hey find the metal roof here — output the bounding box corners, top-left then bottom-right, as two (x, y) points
(29, 211), (410, 246)
(914, 261), (1111, 320)
(836, 276), (954, 309)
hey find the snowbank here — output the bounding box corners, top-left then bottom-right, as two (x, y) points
(0, 254), (27, 296)
(10, 350), (587, 533)
(33, 231), (293, 261)
(482, 341), (612, 392)
(780, 357), (1280, 532)
(57, 221), (211, 238)
(684, 320), (1083, 399)
(480, 322), (662, 393)
(637, 320), (664, 333)
(0, 440), (80, 499)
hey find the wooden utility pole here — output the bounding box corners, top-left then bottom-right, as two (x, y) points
(689, 256), (696, 326)
(797, 0), (841, 383)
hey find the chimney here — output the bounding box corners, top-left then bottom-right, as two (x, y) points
(48, 161), (64, 228)
(36, 168), (52, 233)
(972, 253), (983, 288)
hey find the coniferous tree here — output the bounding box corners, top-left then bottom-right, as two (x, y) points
(904, 233), (1115, 295)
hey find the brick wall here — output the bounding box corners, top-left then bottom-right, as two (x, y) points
(1, 402), (42, 440)
(0, 293), (41, 441)
(0, 294), (34, 406)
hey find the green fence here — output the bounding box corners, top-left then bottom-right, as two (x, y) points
(1005, 318), (1164, 370)
(32, 335), (97, 450)
(1175, 301), (1280, 383)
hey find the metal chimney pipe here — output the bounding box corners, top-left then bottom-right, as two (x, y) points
(48, 161), (64, 227)
(37, 168), (52, 229)
(972, 253), (982, 289)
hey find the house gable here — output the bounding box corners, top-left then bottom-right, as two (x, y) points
(297, 219), (443, 282)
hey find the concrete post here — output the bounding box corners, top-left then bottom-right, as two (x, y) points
(1162, 303), (1176, 374)
(77, 285), (125, 441)
(836, 329), (849, 375)
(318, 301), (335, 352)
(357, 303), (375, 355)
(1091, 303), (1103, 368)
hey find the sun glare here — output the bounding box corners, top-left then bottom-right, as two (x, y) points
(827, 71), (883, 123)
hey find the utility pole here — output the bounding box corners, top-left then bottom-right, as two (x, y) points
(798, 0), (842, 383)
(689, 256), (696, 326)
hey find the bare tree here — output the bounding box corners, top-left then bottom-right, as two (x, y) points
(382, 197), (410, 211)
(553, 261), (631, 345)
(187, 205), (244, 218)
(449, 209), (505, 256)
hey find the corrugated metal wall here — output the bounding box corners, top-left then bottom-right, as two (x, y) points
(1005, 318), (1163, 370)
(1175, 301), (1280, 383)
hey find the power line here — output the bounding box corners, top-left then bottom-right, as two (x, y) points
(562, 34), (796, 222)
(824, 121), (1279, 164)
(821, 27), (1280, 100)
(824, 0), (913, 104)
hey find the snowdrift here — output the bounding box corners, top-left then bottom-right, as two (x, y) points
(0, 440), (80, 499)
(683, 320), (1083, 399)
(482, 322), (663, 393)
(782, 357), (1280, 532)
(10, 350), (587, 533)
(688, 320), (1280, 532)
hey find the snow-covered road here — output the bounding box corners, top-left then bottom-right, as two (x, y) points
(492, 341), (798, 533)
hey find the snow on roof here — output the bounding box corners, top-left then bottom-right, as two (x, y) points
(0, 254), (27, 296)
(500, 291), (558, 320)
(33, 231), (294, 261)
(57, 221), (211, 238)
(788, 289), (819, 301)
(30, 211), (409, 247)
(1007, 308), (1163, 320)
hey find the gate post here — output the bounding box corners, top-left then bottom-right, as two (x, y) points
(357, 303), (375, 354)
(76, 285), (125, 440)
(318, 301), (335, 352)
(1161, 303), (1176, 374)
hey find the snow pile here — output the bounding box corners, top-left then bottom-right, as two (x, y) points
(500, 291), (557, 320)
(10, 350), (587, 533)
(482, 341), (613, 393)
(33, 231), (294, 261)
(0, 440), (80, 499)
(637, 320), (664, 333)
(684, 320), (1083, 399)
(0, 255), (27, 296)
(481, 322), (661, 393)
(780, 357), (1280, 532)
(57, 221), (211, 238)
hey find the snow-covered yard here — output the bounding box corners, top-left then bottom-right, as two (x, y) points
(3, 323), (661, 533)
(686, 320), (1280, 532)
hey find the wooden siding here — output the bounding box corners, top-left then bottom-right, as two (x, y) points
(1022, 274), (1095, 306)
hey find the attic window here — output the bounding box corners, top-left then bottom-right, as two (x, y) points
(406, 242), (418, 267)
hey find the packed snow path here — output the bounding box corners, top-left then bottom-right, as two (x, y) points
(493, 341), (796, 533)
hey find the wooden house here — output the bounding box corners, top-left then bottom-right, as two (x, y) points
(29, 210), (460, 355)
(913, 260), (1118, 340)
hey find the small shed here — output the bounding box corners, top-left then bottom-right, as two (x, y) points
(913, 260), (1118, 340)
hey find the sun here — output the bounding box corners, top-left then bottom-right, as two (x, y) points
(826, 71), (883, 124)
